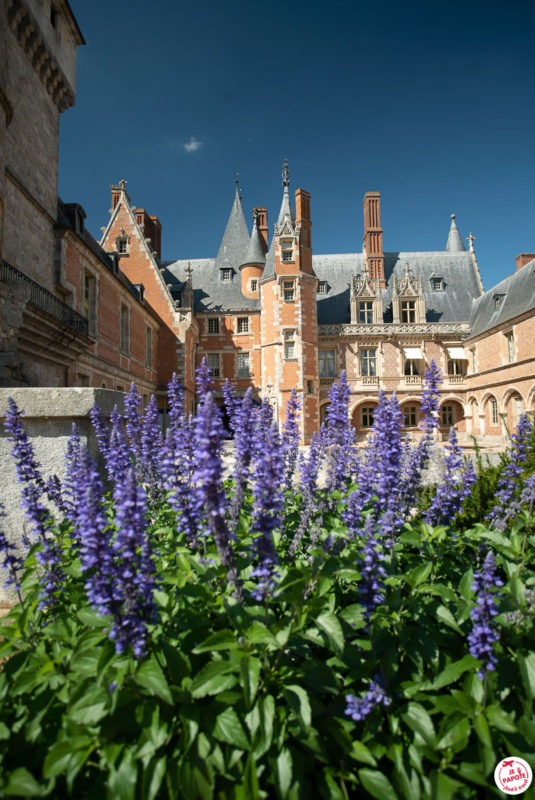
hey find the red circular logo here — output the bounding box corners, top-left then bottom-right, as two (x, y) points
(494, 757), (533, 794)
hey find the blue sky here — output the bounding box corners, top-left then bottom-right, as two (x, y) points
(59, 0), (535, 289)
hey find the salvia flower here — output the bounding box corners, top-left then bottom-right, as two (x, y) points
(357, 514), (387, 624)
(90, 404), (110, 464)
(419, 359), (442, 441)
(467, 551), (503, 678)
(289, 430), (325, 556)
(4, 397), (45, 491)
(140, 395), (163, 495)
(111, 469), (157, 657)
(345, 678), (391, 721)
(249, 421), (285, 600)
(193, 393), (240, 593)
(124, 383), (143, 464)
(106, 405), (131, 484)
(196, 357), (214, 403)
(62, 423), (83, 518)
(0, 503), (24, 595)
(222, 379), (238, 436)
(488, 413), (534, 528)
(323, 372), (356, 496)
(229, 388), (257, 535)
(281, 388), (301, 491)
(425, 427), (476, 526)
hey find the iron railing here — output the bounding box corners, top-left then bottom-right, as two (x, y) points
(1, 260), (89, 335)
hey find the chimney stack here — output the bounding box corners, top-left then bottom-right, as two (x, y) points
(295, 189), (312, 273)
(363, 191), (385, 288)
(253, 207), (268, 252)
(515, 253), (535, 271)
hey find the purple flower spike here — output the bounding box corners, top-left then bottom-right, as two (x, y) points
(106, 405), (131, 485)
(222, 379), (238, 436)
(420, 360), (442, 440)
(229, 388), (257, 534)
(323, 372), (355, 496)
(425, 427), (476, 526)
(193, 393), (241, 594)
(345, 678), (391, 721)
(249, 421), (285, 600)
(488, 413), (534, 528)
(90, 405), (110, 463)
(141, 395), (163, 494)
(289, 430), (325, 556)
(4, 397), (45, 492)
(196, 357), (214, 403)
(62, 423), (83, 518)
(124, 383), (143, 464)
(281, 388), (301, 491)
(111, 469), (156, 657)
(468, 551), (503, 678)
(357, 515), (387, 624)
(0, 503), (24, 594)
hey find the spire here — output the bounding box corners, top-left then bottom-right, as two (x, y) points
(241, 210), (266, 267)
(445, 213), (466, 252)
(215, 179), (250, 270)
(277, 158), (294, 225)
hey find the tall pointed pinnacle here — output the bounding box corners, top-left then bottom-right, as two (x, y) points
(446, 213), (466, 252)
(215, 176), (250, 270)
(241, 209), (266, 267)
(277, 158), (295, 225)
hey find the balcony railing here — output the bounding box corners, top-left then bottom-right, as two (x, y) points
(403, 375), (422, 385)
(1, 260), (89, 335)
(446, 374), (465, 384)
(319, 376), (336, 387)
(361, 375), (379, 385)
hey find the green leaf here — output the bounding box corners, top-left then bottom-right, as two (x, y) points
(436, 605), (462, 633)
(277, 748), (293, 796)
(350, 740), (377, 766)
(458, 569), (474, 600)
(240, 657), (261, 709)
(517, 652), (535, 700)
(402, 702), (436, 745)
(212, 707), (249, 750)
(43, 737), (93, 778)
(407, 561), (433, 587)
(108, 750), (137, 800)
(486, 705), (517, 733)
(358, 768), (398, 800)
(283, 684), (312, 731)
(473, 713), (492, 749)
(436, 717), (470, 750)
(68, 687), (109, 725)
(246, 621), (278, 648)
(190, 660), (238, 699)
(135, 655), (173, 705)
(315, 611), (344, 655)
(4, 768), (44, 797)
(193, 629), (240, 653)
(144, 757), (167, 800)
(431, 655), (477, 690)
(76, 606), (109, 628)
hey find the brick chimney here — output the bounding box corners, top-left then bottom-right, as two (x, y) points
(253, 207), (268, 252)
(295, 189), (312, 273)
(110, 179), (130, 211)
(515, 253), (535, 271)
(134, 209), (163, 259)
(363, 191), (385, 288)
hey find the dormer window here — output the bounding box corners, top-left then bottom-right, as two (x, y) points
(432, 278), (443, 291)
(221, 268), (232, 282)
(318, 281), (327, 294)
(116, 231), (129, 254)
(359, 301), (373, 324)
(251, 279), (258, 292)
(281, 240), (293, 263)
(494, 294), (505, 309)
(401, 300), (416, 323)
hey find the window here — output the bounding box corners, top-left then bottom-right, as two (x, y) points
(146, 326), (153, 367)
(362, 407), (375, 428)
(281, 240), (293, 262)
(515, 397), (523, 422)
(283, 280), (295, 302)
(447, 359), (465, 376)
(284, 329), (296, 359)
(251, 279), (258, 292)
(120, 305), (130, 354)
(432, 278), (443, 291)
(319, 349), (335, 377)
(358, 301), (373, 324)
(404, 359), (419, 376)
(441, 405), (454, 426)
(207, 318), (220, 334)
(221, 268), (232, 282)
(206, 353), (220, 378)
(307, 380), (314, 394)
(494, 295), (502, 309)
(117, 236), (128, 254)
(237, 317), (249, 334)
(403, 406), (418, 427)
(318, 281), (327, 295)
(82, 272), (96, 332)
(237, 352), (250, 378)
(490, 398), (499, 426)
(360, 348), (377, 377)
(471, 347), (478, 373)
(506, 332), (515, 363)
(77, 374), (89, 387)
(401, 300), (416, 323)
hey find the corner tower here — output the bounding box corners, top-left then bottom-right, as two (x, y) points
(260, 161), (319, 442)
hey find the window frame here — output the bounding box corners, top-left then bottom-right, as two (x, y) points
(237, 317), (249, 334)
(220, 268), (232, 282)
(441, 404), (454, 427)
(505, 331), (515, 364)
(432, 278), (443, 291)
(116, 236), (128, 255)
(237, 351), (250, 378)
(146, 326), (153, 367)
(404, 358), (420, 376)
(282, 280), (295, 302)
(401, 300), (416, 323)
(490, 398), (499, 426)
(250, 279), (258, 292)
(362, 406), (375, 428)
(319, 349), (336, 378)
(447, 359), (465, 376)
(284, 329), (296, 360)
(359, 301), (373, 324)
(280, 239), (293, 263)
(206, 352), (221, 379)
(318, 281), (327, 295)
(82, 271), (96, 334)
(360, 348), (377, 377)
(402, 405), (418, 428)
(119, 304), (130, 355)
(207, 317), (220, 335)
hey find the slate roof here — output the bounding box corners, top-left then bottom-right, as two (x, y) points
(163, 258), (260, 312)
(241, 220), (266, 266)
(468, 259), (535, 339)
(215, 188), (250, 272)
(314, 251), (481, 325)
(445, 215), (466, 252)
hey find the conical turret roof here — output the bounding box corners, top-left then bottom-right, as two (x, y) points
(241, 217), (266, 267)
(215, 182), (250, 270)
(445, 214), (466, 252)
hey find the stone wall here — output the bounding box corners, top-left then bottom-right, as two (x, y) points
(0, 387), (125, 604)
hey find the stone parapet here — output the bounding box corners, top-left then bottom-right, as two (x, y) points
(0, 388), (125, 603)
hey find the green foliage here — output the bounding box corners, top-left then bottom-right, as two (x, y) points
(0, 491), (535, 799)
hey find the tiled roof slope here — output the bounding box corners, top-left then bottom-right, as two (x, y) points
(315, 251), (481, 325)
(164, 249), (482, 321)
(468, 259), (535, 339)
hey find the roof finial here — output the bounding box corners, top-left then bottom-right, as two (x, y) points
(467, 232), (475, 251)
(235, 172), (240, 197)
(185, 262), (193, 284)
(118, 179), (128, 191)
(252, 207), (258, 225)
(282, 159), (290, 188)
(451, 213), (456, 220)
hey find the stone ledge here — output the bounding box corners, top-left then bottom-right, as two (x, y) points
(0, 387), (125, 419)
